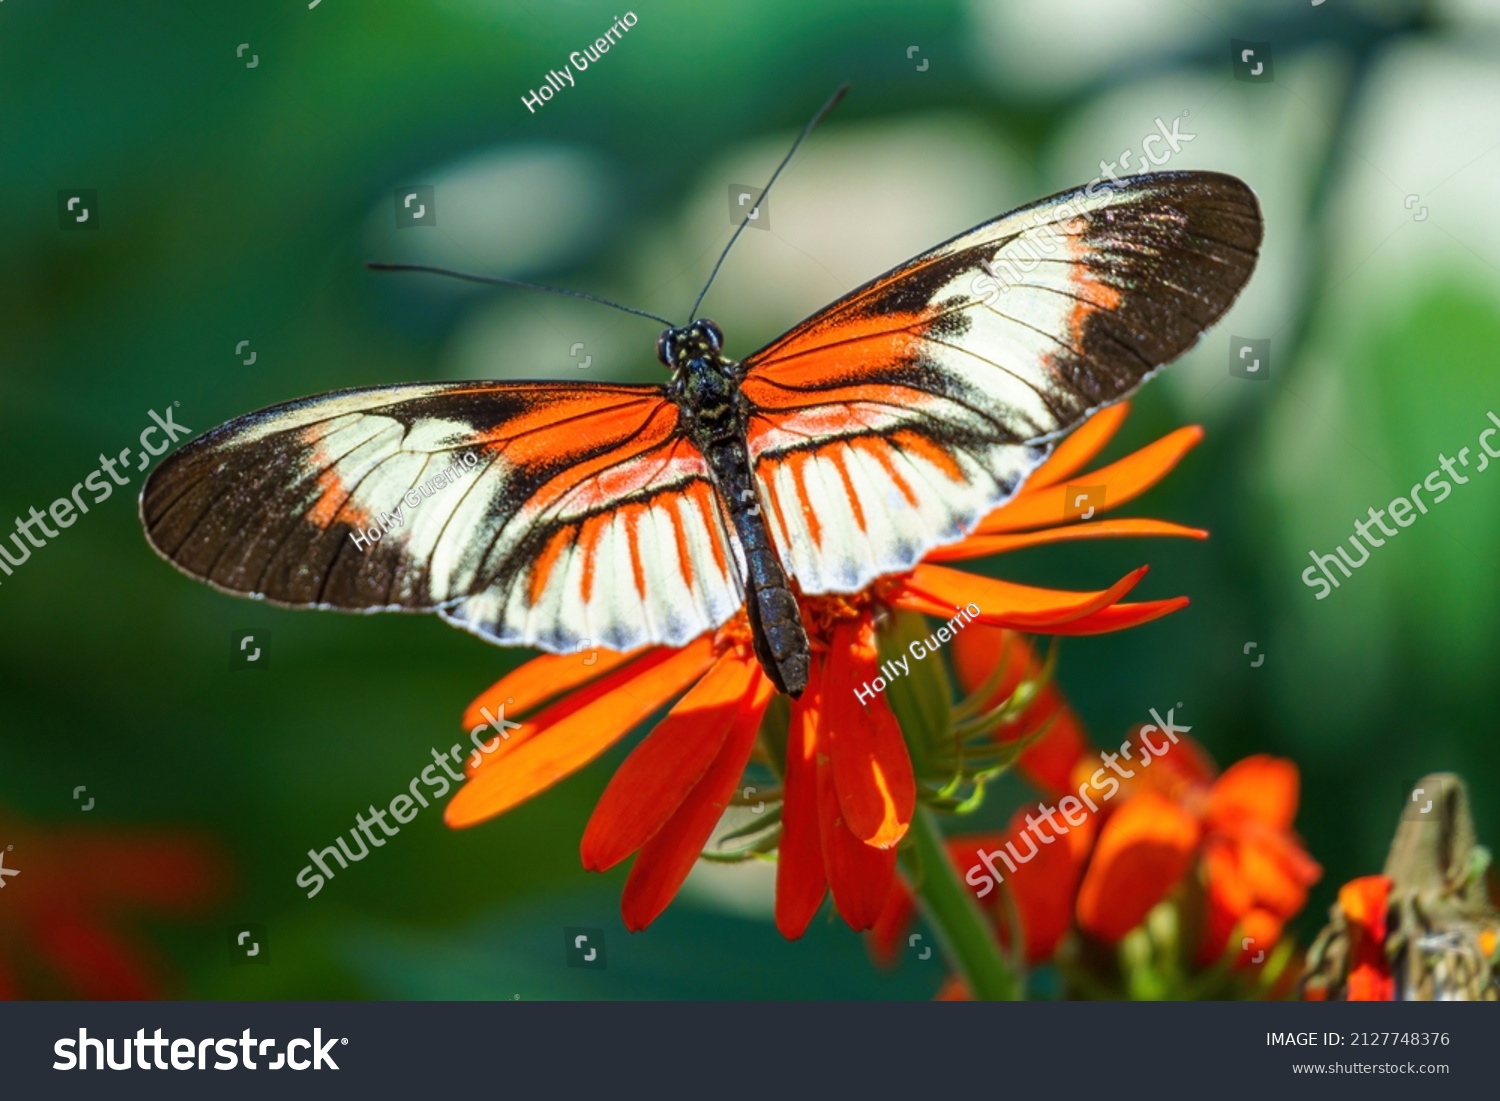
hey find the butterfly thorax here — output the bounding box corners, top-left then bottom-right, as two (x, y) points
(659, 320), (811, 696)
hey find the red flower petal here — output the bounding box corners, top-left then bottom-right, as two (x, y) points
(1340, 875), (1396, 1001)
(1028, 596), (1189, 635)
(816, 727), (897, 931)
(1208, 755), (1300, 831)
(821, 618), (916, 848)
(776, 658), (830, 939)
(463, 646), (685, 768)
(931, 518), (1207, 563)
(446, 639), (716, 827)
(867, 882), (917, 966)
(1075, 792), (1201, 941)
(892, 563), (1149, 630)
(959, 807), (1097, 963)
(620, 669), (774, 930)
(581, 651), (761, 872)
(975, 426), (1203, 535)
(1026, 402), (1132, 489)
(463, 646), (642, 730)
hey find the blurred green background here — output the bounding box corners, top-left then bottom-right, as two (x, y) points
(3, 0), (1498, 999)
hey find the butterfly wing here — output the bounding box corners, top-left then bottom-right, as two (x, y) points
(740, 170), (1262, 593)
(140, 382), (745, 652)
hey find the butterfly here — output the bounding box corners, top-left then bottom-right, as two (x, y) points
(140, 97), (1261, 700)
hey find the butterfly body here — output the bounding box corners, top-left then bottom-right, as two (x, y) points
(663, 319), (811, 696)
(141, 170), (1263, 697)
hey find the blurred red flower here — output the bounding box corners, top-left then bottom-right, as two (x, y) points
(0, 811), (224, 999)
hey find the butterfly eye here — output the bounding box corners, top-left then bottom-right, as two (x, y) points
(699, 320), (723, 352)
(656, 331), (675, 368)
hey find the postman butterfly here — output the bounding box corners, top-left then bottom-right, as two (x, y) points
(140, 89), (1262, 698)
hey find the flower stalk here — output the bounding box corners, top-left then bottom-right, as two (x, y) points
(900, 803), (1022, 1001)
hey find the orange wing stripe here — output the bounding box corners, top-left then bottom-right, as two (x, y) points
(849, 435), (919, 508)
(827, 447), (867, 535)
(788, 451), (823, 549)
(575, 514), (609, 605)
(687, 481), (728, 580)
(892, 428), (966, 483)
(529, 524), (576, 607)
(669, 506), (695, 591)
(743, 309), (932, 389)
(624, 505), (647, 600)
(763, 475), (794, 553)
(478, 392), (670, 466)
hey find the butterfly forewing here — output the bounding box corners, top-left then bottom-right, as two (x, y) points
(741, 170), (1262, 594)
(140, 382), (746, 653)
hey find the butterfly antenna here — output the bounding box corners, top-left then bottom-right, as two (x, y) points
(367, 263), (676, 327)
(688, 83), (850, 322)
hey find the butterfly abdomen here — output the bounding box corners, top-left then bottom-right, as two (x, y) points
(674, 349), (810, 697)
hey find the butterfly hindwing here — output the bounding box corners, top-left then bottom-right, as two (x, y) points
(742, 170), (1262, 593)
(140, 382), (745, 653)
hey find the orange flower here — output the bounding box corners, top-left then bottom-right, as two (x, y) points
(1072, 736), (1320, 963)
(874, 641), (1318, 988)
(447, 402), (1208, 933)
(0, 811), (224, 999)
(944, 634), (1320, 966)
(1335, 876), (1397, 1001)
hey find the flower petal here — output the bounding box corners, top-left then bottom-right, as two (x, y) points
(817, 728), (897, 930)
(892, 562), (1148, 630)
(581, 651), (761, 872)
(1026, 402), (1132, 489)
(866, 880), (917, 967)
(1340, 875), (1396, 1001)
(1340, 874), (1392, 931)
(1248, 851), (1314, 922)
(776, 657), (830, 939)
(463, 646), (641, 729)
(1208, 755), (1300, 831)
(1075, 792), (1201, 941)
(620, 669), (773, 930)
(930, 519), (1207, 563)
(445, 638), (716, 827)
(1200, 837), (1253, 961)
(464, 646), (688, 769)
(1028, 596), (1189, 635)
(952, 812), (1095, 964)
(1226, 907), (1286, 970)
(974, 426), (1203, 535)
(822, 618), (916, 848)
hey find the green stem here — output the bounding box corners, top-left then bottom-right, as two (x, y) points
(899, 804), (1022, 1000)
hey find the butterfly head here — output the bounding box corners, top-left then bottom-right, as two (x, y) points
(657, 319), (725, 373)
